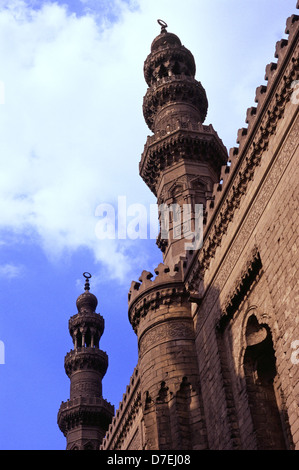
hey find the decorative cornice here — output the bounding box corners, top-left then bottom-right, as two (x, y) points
(144, 43), (195, 86)
(143, 75), (208, 130)
(111, 391), (141, 450)
(188, 111), (299, 332)
(129, 282), (187, 334)
(138, 317), (195, 358)
(139, 122), (228, 195)
(68, 311), (104, 336)
(101, 367), (141, 450)
(64, 347), (108, 377)
(128, 261), (188, 333)
(58, 396), (114, 436)
(217, 247), (263, 330)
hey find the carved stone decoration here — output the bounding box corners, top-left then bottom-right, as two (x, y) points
(128, 260), (188, 333)
(138, 319), (195, 357)
(185, 20), (299, 293)
(186, 112), (299, 296)
(245, 315), (268, 347)
(143, 27), (207, 131)
(64, 348), (108, 377)
(140, 125), (228, 196)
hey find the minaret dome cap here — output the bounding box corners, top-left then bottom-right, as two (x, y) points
(151, 20), (182, 52)
(76, 272), (98, 313)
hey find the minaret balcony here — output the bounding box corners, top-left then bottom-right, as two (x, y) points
(57, 396), (114, 437)
(143, 75), (208, 132)
(69, 311), (104, 336)
(139, 124), (228, 196)
(64, 347), (108, 377)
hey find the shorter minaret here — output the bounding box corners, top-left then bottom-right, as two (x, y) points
(58, 273), (114, 450)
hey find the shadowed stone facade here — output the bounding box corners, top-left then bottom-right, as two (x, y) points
(59, 6), (299, 450)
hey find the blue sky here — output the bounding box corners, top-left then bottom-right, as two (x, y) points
(0, 0), (296, 450)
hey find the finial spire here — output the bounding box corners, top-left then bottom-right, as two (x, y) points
(83, 272), (92, 291)
(157, 19), (168, 33)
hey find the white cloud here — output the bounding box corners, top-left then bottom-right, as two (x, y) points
(0, 0), (147, 279)
(0, 263), (24, 279)
(0, 0), (295, 282)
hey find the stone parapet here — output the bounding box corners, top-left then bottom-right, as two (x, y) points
(57, 396), (114, 437)
(193, 12), (299, 282)
(64, 347), (108, 377)
(184, 17), (299, 294)
(68, 311), (104, 337)
(128, 261), (188, 334)
(140, 121), (228, 196)
(100, 367), (142, 450)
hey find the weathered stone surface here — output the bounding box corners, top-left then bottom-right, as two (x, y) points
(60, 10), (299, 451)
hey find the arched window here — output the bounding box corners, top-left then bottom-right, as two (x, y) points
(158, 64), (168, 79)
(172, 61), (181, 75)
(85, 328), (91, 347)
(76, 331), (82, 348)
(244, 315), (287, 450)
(84, 442), (93, 450)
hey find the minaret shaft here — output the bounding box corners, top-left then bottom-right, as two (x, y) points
(140, 24), (228, 267)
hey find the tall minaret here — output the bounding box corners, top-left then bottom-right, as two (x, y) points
(128, 21), (228, 450)
(140, 20), (228, 266)
(58, 273), (114, 450)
